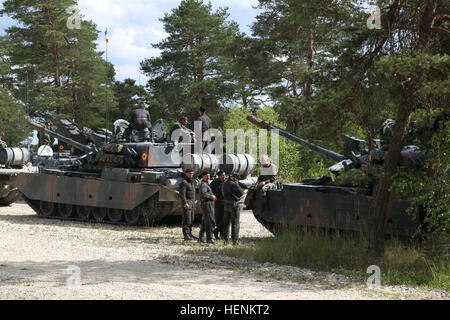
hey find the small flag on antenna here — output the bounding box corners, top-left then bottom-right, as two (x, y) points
(105, 30), (109, 43)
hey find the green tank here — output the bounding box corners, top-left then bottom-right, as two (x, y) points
(7, 120), (256, 226)
(0, 147), (35, 206)
(245, 115), (428, 236)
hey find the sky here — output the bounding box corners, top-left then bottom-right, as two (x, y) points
(0, 0), (259, 83)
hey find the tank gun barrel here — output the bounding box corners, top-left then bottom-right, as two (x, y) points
(27, 120), (96, 154)
(247, 115), (345, 162)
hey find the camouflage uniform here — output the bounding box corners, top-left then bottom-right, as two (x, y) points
(245, 164), (278, 209)
(179, 175), (196, 240)
(198, 113), (211, 151)
(222, 178), (244, 244)
(170, 121), (193, 143)
(130, 107), (153, 142)
(258, 163), (278, 196)
(38, 131), (53, 147)
(210, 178), (224, 239)
(198, 180), (215, 243)
(0, 137), (6, 148)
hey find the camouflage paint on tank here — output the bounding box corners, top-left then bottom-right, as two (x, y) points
(11, 172), (162, 211)
(252, 184), (420, 236)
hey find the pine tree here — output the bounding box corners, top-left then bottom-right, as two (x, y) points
(1, 0), (117, 129)
(140, 0), (241, 127)
(112, 78), (148, 121)
(0, 36), (28, 145)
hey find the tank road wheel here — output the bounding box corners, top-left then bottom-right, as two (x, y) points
(57, 204), (75, 218)
(124, 207), (143, 226)
(92, 207), (108, 222)
(107, 209), (124, 224)
(39, 201), (56, 217)
(76, 206), (92, 220)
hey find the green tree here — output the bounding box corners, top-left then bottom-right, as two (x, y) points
(0, 35), (28, 145)
(111, 78), (148, 121)
(1, 0), (117, 129)
(141, 0), (241, 127)
(249, 0), (449, 253)
(250, 0), (360, 134)
(223, 106), (329, 183)
(0, 88), (28, 146)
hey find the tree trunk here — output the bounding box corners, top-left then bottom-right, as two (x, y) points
(367, 0), (437, 255)
(368, 102), (412, 254)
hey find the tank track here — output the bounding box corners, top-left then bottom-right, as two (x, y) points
(0, 189), (20, 207)
(22, 193), (174, 227)
(253, 212), (280, 235)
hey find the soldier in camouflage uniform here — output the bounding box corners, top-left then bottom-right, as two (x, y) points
(130, 102), (153, 142)
(0, 132), (7, 148)
(198, 106), (211, 151)
(245, 155), (278, 209)
(257, 154), (278, 196)
(179, 168), (196, 241)
(38, 122), (54, 146)
(210, 170), (226, 240)
(198, 172), (216, 244)
(170, 117), (195, 143)
(222, 173), (244, 245)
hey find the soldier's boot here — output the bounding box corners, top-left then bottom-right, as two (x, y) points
(189, 226), (198, 241)
(206, 229), (214, 244)
(183, 228), (192, 241)
(213, 228), (220, 240)
(198, 225), (205, 243)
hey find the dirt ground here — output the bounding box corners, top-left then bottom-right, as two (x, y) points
(0, 202), (448, 300)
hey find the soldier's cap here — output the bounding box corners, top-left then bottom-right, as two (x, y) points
(232, 173), (241, 180)
(201, 171), (210, 177)
(199, 106), (206, 113)
(184, 168), (194, 173)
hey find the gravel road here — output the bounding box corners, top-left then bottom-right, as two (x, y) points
(0, 202), (447, 300)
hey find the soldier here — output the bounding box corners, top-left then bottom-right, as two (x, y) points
(0, 131), (7, 148)
(179, 168), (196, 241)
(170, 117), (195, 143)
(198, 172), (216, 244)
(198, 106), (211, 151)
(245, 155), (278, 209)
(38, 122), (54, 146)
(257, 154), (278, 196)
(210, 170), (226, 240)
(222, 173), (244, 245)
(130, 102), (153, 142)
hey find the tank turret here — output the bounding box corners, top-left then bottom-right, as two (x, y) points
(6, 119), (256, 225)
(245, 115), (425, 237)
(246, 115), (427, 175)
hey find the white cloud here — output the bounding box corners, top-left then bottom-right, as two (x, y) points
(114, 64), (148, 83)
(80, 1), (258, 81)
(215, 0), (258, 9)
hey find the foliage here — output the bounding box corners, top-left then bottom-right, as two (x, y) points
(390, 120), (449, 246)
(141, 0), (241, 127)
(111, 78), (148, 121)
(0, 87), (28, 145)
(335, 163), (385, 189)
(223, 106), (328, 183)
(218, 228), (449, 291)
(1, 0), (117, 129)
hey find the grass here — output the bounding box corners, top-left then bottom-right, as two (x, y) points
(213, 228), (449, 291)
